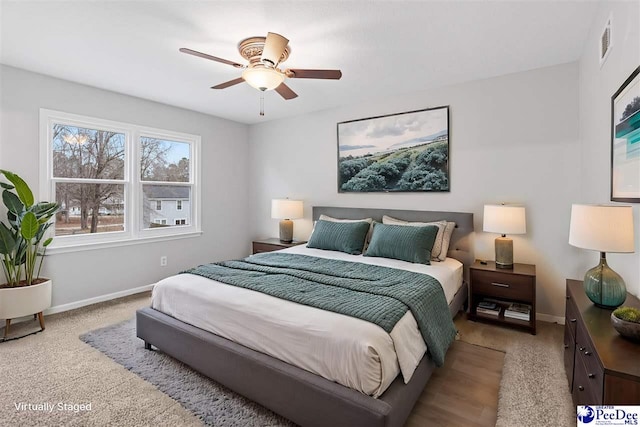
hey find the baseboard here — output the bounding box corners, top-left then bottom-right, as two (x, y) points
(45, 284), (154, 315)
(537, 313), (565, 325)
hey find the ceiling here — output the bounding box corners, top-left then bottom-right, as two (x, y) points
(0, 1), (598, 124)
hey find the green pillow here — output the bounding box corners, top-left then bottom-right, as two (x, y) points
(307, 220), (370, 255)
(364, 223), (438, 264)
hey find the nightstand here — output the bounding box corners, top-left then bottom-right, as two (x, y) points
(252, 238), (307, 254)
(469, 260), (536, 334)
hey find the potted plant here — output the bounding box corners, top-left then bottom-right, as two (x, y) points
(0, 170), (59, 339)
(611, 306), (640, 342)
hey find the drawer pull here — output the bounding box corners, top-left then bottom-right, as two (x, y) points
(588, 373), (595, 379)
(584, 351), (592, 356)
(579, 346), (585, 351)
(563, 344), (569, 349)
(566, 296), (570, 300)
(491, 282), (510, 288)
(578, 385), (584, 391)
(570, 319), (577, 323)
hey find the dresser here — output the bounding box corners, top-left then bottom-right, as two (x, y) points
(564, 279), (640, 405)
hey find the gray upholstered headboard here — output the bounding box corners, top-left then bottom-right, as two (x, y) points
(312, 206), (475, 281)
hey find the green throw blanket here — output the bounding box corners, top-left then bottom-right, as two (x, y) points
(182, 252), (456, 366)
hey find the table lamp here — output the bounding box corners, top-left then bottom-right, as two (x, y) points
(271, 199), (303, 243)
(483, 204), (527, 269)
(569, 204), (634, 308)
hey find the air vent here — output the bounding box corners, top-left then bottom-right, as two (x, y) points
(600, 15), (612, 66)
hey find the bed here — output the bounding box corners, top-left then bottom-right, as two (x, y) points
(136, 207), (474, 427)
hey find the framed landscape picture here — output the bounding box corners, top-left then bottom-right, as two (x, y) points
(337, 106), (450, 193)
(611, 66), (640, 203)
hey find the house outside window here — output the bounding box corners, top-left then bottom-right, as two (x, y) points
(40, 109), (201, 251)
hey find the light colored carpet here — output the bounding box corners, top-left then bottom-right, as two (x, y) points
(0, 293), (201, 427)
(0, 292), (574, 426)
(80, 318), (295, 427)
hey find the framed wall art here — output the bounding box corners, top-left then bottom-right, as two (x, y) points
(611, 66), (640, 202)
(337, 106), (449, 193)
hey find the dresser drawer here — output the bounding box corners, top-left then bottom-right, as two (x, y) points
(563, 325), (575, 390)
(565, 295), (579, 340)
(573, 356), (600, 405)
(471, 270), (534, 301)
(575, 321), (604, 402)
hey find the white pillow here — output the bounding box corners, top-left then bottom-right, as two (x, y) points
(382, 215), (451, 261)
(318, 215), (374, 250)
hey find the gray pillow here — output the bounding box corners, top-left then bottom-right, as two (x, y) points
(307, 220), (370, 255)
(364, 223), (438, 264)
(319, 214), (374, 251)
(382, 215), (446, 261)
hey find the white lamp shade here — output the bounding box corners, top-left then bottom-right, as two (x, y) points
(483, 205), (526, 235)
(271, 199), (303, 220)
(242, 66), (285, 91)
(569, 204), (634, 253)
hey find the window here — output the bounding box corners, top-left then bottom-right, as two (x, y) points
(40, 109), (201, 251)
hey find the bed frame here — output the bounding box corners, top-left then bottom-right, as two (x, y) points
(136, 207), (474, 427)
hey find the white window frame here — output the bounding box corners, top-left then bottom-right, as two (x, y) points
(40, 109), (202, 254)
(176, 200), (182, 210)
(156, 200), (162, 210)
(174, 218), (186, 225)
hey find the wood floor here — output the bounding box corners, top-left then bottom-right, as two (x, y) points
(405, 340), (504, 427)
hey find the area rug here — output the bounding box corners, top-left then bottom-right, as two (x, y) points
(455, 316), (575, 427)
(80, 318), (295, 427)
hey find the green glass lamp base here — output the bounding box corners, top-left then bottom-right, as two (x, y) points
(583, 252), (627, 309)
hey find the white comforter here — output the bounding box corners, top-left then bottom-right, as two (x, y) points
(151, 245), (462, 397)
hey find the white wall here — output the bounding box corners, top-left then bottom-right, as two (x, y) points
(0, 65), (250, 308)
(249, 62), (580, 319)
(578, 0), (640, 297)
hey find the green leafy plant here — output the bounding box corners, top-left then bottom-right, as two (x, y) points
(0, 170), (59, 287)
(613, 306), (640, 324)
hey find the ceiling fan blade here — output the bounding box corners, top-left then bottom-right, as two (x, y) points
(261, 32), (289, 66)
(211, 77), (245, 89)
(275, 83), (298, 100)
(179, 48), (244, 68)
(286, 69), (342, 80)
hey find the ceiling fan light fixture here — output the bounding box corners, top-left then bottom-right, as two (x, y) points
(242, 66), (284, 91)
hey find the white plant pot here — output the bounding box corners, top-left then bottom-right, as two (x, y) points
(0, 279), (52, 319)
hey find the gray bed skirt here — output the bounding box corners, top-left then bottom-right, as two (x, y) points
(136, 281), (468, 427)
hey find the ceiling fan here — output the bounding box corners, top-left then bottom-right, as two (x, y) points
(180, 32), (342, 112)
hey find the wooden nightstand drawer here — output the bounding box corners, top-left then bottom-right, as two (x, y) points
(472, 270), (534, 301)
(253, 242), (282, 254)
(252, 238), (307, 255)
